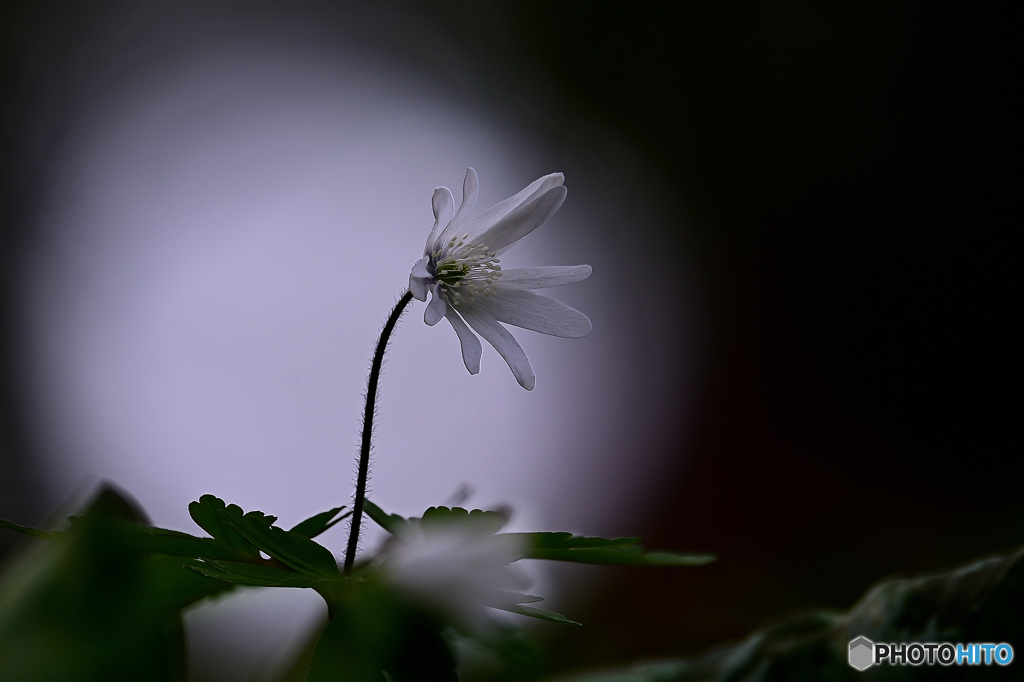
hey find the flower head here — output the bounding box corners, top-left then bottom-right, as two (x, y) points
(409, 168), (592, 390)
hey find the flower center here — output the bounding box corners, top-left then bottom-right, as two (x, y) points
(431, 234), (502, 304)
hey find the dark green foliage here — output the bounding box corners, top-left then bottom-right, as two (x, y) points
(554, 545), (1024, 682)
(309, 586), (457, 682)
(2, 492), (715, 681)
(83, 518), (236, 560)
(308, 613), (387, 682)
(0, 491), (355, 681)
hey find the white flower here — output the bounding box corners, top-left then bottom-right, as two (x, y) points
(409, 168), (592, 390)
(379, 526), (529, 633)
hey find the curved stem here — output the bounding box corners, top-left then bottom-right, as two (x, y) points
(344, 290), (414, 575)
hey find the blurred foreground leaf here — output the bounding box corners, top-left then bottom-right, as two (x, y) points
(552, 544), (1024, 682)
(89, 518), (236, 560)
(494, 603), (582, 626)
(184, 558), (323, 588)
(0, 519), (62, 541)
(0, 485), (231, 682)
(310, 587), (458, 682)
(308, 613), (386, 682)
(517, 533), (715, 567)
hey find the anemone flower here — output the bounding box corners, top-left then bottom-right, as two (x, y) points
(409, 168), (592, 390)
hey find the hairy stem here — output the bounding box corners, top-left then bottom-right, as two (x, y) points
(344, 290), (414, 575)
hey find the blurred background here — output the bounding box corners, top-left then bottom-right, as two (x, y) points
(0, 1), (1015, 679)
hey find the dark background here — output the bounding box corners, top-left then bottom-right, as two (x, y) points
(1, 0), (1015, 672)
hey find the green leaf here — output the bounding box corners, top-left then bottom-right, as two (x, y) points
(364, 500), (408, 535)
(219, 507), (340, 577)
(290, 505), (350, 539)
(0, 518), (60, 541)
(308, 614), (386, 682)
(515, 532), (715, 566)
(188, 495), (261, 560)
(113, 521), (238, 560)
(491, 602), (582, 626)
(184, 559), (323, 588)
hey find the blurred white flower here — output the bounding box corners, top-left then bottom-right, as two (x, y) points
(409, 168), (592, 390)
(379, 524), (530, 632)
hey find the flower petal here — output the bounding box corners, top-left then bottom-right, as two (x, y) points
(424, 287), (447, 326)
(441, 172), (563, 248)
(474, 186), (567, 256)
(445, 304), (481, 374)
(458, 306), (536, 390)
(442, 167), (479, 238)
(477, 290), (592, 338)
(498, 265), (592, 290)
(423, 187), (455, 255)
(410, 275), (429, 302)
(411, 255), (431, 279)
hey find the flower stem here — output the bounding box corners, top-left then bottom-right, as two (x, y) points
(344, 290), (414, 575)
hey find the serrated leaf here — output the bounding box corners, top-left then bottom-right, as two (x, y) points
(0, 518), (60, 541)
(514, 532), (715, 566)
(290, 506), (350, 539)
(364, 500), (409, 535)
(419, 506), (507, 535)
(188, 495), (261, 560)
(219, 508), (340, 577)
(184, 559), (323, 588)
(491, 602), (581, 626)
